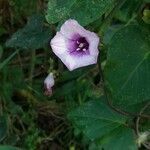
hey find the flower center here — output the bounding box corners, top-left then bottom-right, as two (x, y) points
(76, 37), (89, 52)
(68, 34), (90, 56)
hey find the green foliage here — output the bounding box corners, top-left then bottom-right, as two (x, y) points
(143, 8), (150, 24)
(114, 0), (142, 22)
(68, 98), (127, 140)
(68, 98), (138, 149)
(9, 0), (37, 20)
(0, 50), (18, 70)
(144, 0), (150, 2)
(0, 45), (3, 59)
(46, 0), (116, 26)
(0, 116), (8, 142)
(99, 126), (137, 150)
(6, 15), (51, 50)
(0, 0), (150, 149)
(104, 25), (150, 111)
(0, 145), (20, 150)
(89, 127), (137, 150)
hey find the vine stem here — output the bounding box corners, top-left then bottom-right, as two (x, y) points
(136, 102), (150, 149)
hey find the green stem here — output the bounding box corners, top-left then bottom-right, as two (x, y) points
(29, 50), (36, 86)
(0, 49), (18, 70)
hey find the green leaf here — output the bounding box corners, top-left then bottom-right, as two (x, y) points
(103, 25), (123, 45)
(89, 126), (137, 150)
(99, 126), (138, 150)
(6, 14), (51, 50)
(53, 78), (91, 99)
(143, 0), (150, 2)
(8, 67), (24, 88)
(0, 116), (7, 142)
(68, 98), (127, 140)
(58, 67), (91, 83)
(0, 146), (21, 150)
(46, 0), (116, 26)
(0, 27), (7, 37)
(114, 0), (142, 23)
(46, 0), (76, 24)
(104, 25), (150, 111)
(10, 0), (37, 18)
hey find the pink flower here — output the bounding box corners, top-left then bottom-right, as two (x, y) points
(50, 19), (99, 71)
(44, 73), (54, 96)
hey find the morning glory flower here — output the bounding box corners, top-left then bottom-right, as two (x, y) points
(50, 19), (99, 71)
(44, 73), (55, 96)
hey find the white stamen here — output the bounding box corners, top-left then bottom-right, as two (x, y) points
(76, 48), (80, 51)
(83, 48), (87, 52)
(79, 43), (84, 48)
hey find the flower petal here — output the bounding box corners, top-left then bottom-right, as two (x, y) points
(44, 73), (55, 96)
(44, 73), (55, 89)
(50, 32), (67, 54)
(60, 19), (93, 39)
(88, 33), (99, 56)
(66, 55), (97, 71)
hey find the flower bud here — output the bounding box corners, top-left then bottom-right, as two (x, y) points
(44, 73), (54, 96)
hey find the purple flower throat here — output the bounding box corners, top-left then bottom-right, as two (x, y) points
(69, 35), (89, 55)
(76, 37), (89, 52)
